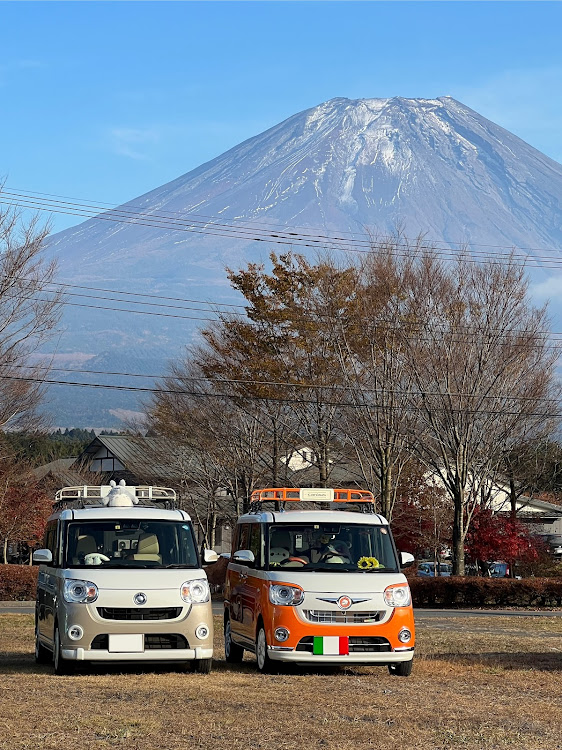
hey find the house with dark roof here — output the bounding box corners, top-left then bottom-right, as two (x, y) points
(72, 435), (175, 485)
(30, 457), (85, 488)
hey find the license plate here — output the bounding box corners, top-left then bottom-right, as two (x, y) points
(313, 636), (349, 655)
(108, 634), (144, 652)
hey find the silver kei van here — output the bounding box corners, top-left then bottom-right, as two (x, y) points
(33, 481), (217, 675)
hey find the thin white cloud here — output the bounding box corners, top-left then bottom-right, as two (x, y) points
(530, 274), (562, 302)
(109, 128), (160, 160)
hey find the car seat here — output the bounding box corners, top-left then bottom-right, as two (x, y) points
(130, 533), (162, 563)
(73, 534), (97, 565)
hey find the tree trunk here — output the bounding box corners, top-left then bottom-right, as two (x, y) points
(452, 487), (465, 575)
(380, 464), (393, 519)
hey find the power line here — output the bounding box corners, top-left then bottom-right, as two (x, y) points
(6, 184), (562, 258)
(3, 188), (562, 269)
(5, 275), (562, 342)
(2, 368), (560, 410)
(5, 286), (562, 353)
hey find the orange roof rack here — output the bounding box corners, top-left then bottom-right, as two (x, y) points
(249, 487), (375, 504)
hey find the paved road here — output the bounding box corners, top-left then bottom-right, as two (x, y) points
(2, 601), (562, 618)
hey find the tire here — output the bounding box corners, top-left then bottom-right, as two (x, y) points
(388, 658), (413, 677)
(255, 624), (276, 674)
(193, 658), (213, 674)
(224, 618), (244, 663)
(35, 622), (51, 665)
(53, 625), (74, 676)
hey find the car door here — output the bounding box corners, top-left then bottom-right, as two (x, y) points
(228, 523), (263, 646)
(37, 520), (59, 645)
(228, 523), (250, 641)
(241, 523), (263, 642)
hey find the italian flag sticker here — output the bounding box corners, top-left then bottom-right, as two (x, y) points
(313, 636), (349, 655)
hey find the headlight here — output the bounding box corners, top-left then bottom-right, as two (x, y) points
(181, 579), (210, 603)
(269, 584), (304, 606)
(63, 579), (98, 603)
(383, 583), (411, 608)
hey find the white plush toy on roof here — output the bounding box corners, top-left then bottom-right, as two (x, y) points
(102, 479), (139, 507)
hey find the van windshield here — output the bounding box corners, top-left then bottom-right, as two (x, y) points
(65, 520), (199, 569)
(267, 523), (398, 572)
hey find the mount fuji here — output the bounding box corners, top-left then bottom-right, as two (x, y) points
(43, 96), (562, 425)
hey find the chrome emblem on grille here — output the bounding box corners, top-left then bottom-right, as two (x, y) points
(133, 592), (147, 606)
(317, 596), (371, 607)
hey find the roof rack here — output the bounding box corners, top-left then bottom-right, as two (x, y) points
(248, 487), (376, 514)
(53, 485), (177, 511)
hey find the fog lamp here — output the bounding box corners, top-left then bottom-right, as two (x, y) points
(274, 627), (290, 642)
(195, 624), (210, 640)
(398, 628), (412, 643)
(68, 625), (84, 641)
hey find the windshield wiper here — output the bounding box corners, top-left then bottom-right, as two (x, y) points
(165, 564), (197, 568)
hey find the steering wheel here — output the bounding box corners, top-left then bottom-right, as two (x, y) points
(280, 556), (308, 566)
(319, 552), (351, 563)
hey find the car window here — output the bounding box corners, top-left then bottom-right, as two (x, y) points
(65, 519), (198, 569)
(266, 523), (398, 572)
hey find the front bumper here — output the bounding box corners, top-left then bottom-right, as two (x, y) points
(62, 646), (213, 662)
(267, 646), (414, 665)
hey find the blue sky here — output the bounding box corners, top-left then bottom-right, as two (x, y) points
(2, 0), (562, 233)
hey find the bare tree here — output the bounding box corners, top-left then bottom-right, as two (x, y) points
(148, 357), (275, 519)
(330, 240), (421, 518)
(0, 198), (63, 430)
(402, 251), (559, 574)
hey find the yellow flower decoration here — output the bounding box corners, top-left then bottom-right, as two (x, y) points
(357, 556), (380, 569)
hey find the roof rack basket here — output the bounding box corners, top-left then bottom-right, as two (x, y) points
(53, 485), (177, 511)
(248, 487), (376, 514)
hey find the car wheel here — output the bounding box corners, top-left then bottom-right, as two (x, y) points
(256, 624), (276, 674)
(388, 658), (413, 677)
(224, 618), (244, 663)
(35, 622), (51, 665)
(53, 625), (74, 675)
(193, 658), (213, 674)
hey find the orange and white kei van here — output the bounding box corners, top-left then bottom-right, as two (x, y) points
(224, 487), (415, 675)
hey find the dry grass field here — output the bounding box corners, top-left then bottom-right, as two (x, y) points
(1, 613), (562, 750)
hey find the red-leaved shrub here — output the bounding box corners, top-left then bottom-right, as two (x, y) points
(0, 565), (39, 601)
(409, 576), (562, 608)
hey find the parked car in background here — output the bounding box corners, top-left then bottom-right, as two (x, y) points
(488, 561), (510, 578)
(417, 561), (452, 577)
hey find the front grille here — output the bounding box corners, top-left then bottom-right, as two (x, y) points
(296, 636), (391, 653)
(91, 634), (109, 650)
(144, 634), (188, 650)
(302, 610), (384, 624)
(348, 637), (391, 653)
(90, 633), (188, 650)
(97, 607), (182, 621)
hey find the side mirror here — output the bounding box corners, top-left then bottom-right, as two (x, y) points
(400, 551), (415, 568)
(32, 549), (52, 565)
(232, 549), (255, 565)
(203, 549), (219, 564)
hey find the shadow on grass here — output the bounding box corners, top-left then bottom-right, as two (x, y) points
(0, 651), (377, 678)
(429, 651), (562, 671)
